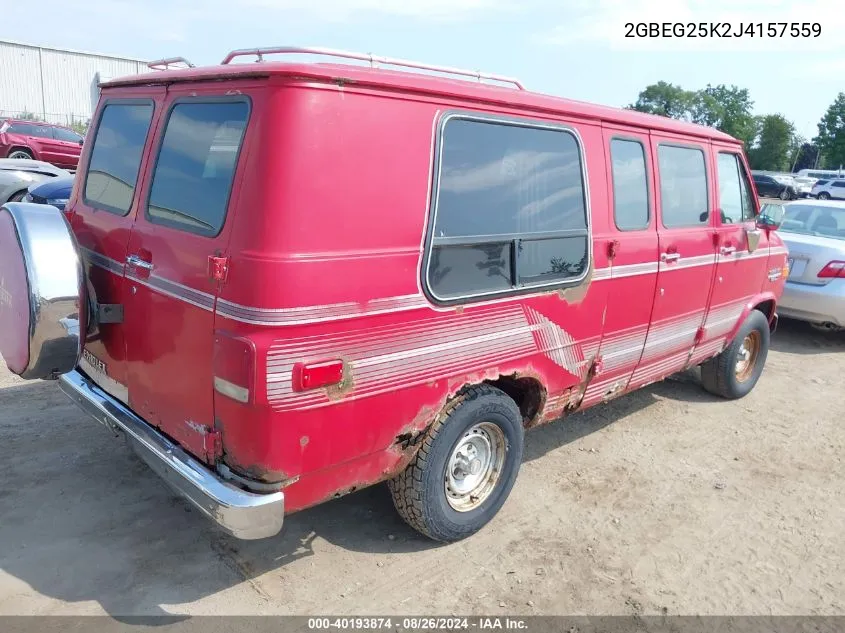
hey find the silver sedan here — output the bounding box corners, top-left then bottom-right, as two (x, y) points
(0, 158), (70, 205)
(774, 199), (845, 331)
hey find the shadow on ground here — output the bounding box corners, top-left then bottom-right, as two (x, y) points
(770, 317), (845, 355)
(0, 318), (820, 618)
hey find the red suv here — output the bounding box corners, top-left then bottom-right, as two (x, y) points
(0, 119), (84, 169)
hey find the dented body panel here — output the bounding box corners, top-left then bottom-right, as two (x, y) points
(47, 58), (787, 527)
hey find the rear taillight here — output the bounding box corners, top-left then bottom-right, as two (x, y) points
(213, 331), (255, 404)
(818, 261), (845, 279)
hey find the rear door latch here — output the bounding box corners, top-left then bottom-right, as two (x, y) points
(208, 255), (230, 283)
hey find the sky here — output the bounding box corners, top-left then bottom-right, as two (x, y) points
(2, 0), (843, 140)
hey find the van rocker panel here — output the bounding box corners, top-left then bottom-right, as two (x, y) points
(59, 369), (285, 540)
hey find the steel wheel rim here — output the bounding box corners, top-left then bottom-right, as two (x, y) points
(735, 331), (761, 382)
(8, 151), (31, 160)
(445, 422), (506, 512)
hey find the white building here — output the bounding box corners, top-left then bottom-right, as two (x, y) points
(0, 39), (148, 129)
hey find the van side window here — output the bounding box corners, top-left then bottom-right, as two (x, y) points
(83, 102), (154, 216)
(657, 145), (709, 227)
(426, 117), (589, 302)
(717, 153), (755, 223)
(610, 139), (649, 230)
(146, 100), (249, 237)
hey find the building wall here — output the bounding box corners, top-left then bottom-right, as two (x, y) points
(0, 39), (147, 127)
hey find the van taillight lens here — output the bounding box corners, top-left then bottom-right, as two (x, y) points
(818, 261), (845, 279)
(213, 331), (255, 404)
(292, 360), (344, 392)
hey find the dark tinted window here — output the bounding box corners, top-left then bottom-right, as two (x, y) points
(84, 103), (154, 215)
(53, 127), (83, 143)
(147, 101), (249, 236)
(8, 122), (53, 138)
(428, 117), (589, 301)
(717, 153), (755, 223)
(658, 145), (708, 227)
(816, 180), (829, 186)
(833, 182), (845, 188)
(610, 139), (649, 230)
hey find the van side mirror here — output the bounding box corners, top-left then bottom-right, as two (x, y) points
(756, 203), (785, 230)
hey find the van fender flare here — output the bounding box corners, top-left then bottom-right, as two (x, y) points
(724, 292), (779, 345)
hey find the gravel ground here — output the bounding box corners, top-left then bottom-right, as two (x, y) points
(0, 318), (843, 617)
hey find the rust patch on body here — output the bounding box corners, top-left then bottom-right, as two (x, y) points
(325, 358), (355, 400)
(556, 263), (594, 304)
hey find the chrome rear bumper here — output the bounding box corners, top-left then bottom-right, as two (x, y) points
(58, 369), (285, 540)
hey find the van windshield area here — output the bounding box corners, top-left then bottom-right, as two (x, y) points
(780, 205), (845, 240)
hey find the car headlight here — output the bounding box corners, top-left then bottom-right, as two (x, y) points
(46, 198), (69, 206)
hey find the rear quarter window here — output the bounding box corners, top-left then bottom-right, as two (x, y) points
(146, 100), (250, 237)
(425, 115), (590, 303)
(83, 102), (155, 216)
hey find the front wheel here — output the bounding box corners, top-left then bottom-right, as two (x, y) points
(8, 149), (33, 160)
(388, 384), (524, 542)
(700, 310), (770, 399)
(818, 192), (831, 200)
(779, 189), (790, 200)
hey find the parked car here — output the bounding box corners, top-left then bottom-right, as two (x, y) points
(0, 119), (84, 170)
(24, 175), (75, 211)
(791, 176), (817, 198)
(752, 172), (798, 200)
(797, 169), (845, 181)
(810, 179), (845, 201)
(771, 200), (845, 331)
(0, 46), (789, 543)
(0, 158), (70, 205)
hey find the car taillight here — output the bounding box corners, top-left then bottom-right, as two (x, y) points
(213, 331), (255, 404)
(818, 261), (845, 279)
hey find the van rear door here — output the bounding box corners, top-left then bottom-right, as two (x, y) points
(121, 87), (256, 462)
(68, 89), (164, 404)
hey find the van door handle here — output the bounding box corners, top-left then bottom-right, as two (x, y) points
(126, 254), (154, 271)
(661, 252), (681, 263)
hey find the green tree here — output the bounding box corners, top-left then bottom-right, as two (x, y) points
(629, 81), (697, 120)
(629, 82), (756, 146)
(814, 92), (845, 170)
(748, 115), (795, 171)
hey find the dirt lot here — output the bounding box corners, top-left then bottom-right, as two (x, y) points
(0, 318), (843, 617)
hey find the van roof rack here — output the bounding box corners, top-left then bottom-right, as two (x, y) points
(220, 46), (524, 90)
(147, 57), (195, 70)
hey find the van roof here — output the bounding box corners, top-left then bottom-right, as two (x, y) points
(103, 59), (738, 144)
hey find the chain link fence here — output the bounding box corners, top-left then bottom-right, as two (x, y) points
(0, 109), (91, 134)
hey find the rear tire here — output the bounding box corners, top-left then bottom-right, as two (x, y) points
(8, 149), (33, 160)
(818, 192), (831, 200)
(388, 384), (524, 542)
(700, 310), (770, 399)
(7, 190), (26, 202)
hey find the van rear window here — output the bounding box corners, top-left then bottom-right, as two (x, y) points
(84, 102), (154, 215)
(426, 116), (589, 302)
(146, 100), (249, 237)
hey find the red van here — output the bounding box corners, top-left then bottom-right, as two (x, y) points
(0, 47), (789, 542)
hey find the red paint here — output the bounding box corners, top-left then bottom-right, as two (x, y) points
(62, 59), (786, 514)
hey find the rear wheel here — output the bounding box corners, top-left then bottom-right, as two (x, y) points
(8, 149), (33, 160)
(818, 192), (831, 200)
(700, 310), (770, 399)
(388, 384), (524, 542)
(7, 190), (26, 202)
